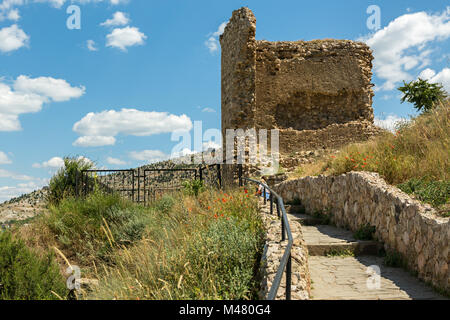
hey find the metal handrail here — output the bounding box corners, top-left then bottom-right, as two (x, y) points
(241, 177), (293, 300)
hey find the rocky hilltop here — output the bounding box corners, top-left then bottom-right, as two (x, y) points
(0, 187), (48, 227)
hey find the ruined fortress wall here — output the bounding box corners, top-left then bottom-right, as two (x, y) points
(220, 7), (257, 137)
(221, 7), (380, 154)
(254, 40), (374, 131)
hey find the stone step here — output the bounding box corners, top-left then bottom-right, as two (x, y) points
(284, 204), (305, 214)
(302, 225), (382, 256)
(309, 256), (446, 300)
(287, 213), (323, 226)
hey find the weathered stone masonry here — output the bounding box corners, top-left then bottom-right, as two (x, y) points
(274, 172), (449, 293)
(220, 7), (380, 154)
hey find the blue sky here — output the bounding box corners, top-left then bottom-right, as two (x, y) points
(0, 0), (449, 202)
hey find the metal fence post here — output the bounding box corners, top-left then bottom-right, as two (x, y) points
(286, 254), (292, 300)
(276, 200), (280, 218)
(132, 171), (135, 202)
(270, 193), (273, 215)
(137, 168), (140, 204)
(238, 164), (243, 187)
(217, 164), (222, 189)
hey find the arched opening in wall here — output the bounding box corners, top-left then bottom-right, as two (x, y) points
(273, 89), (362, 131)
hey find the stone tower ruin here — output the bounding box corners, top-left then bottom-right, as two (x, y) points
(220, 7), (380, 154)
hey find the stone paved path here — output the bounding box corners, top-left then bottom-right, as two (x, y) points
(286, 210), (446, 300)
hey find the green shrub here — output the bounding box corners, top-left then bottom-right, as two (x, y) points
(322, 105), (449, 204)
(48, 157), (94, 205)
(312, 210), (332, 225)
(398, 78), (447, 113)
(0, 232), (67, 300)
(45, 191), (150, 263)
(184, 217), (264, 299)
(86, 188), (265, 300)
(182, 179), (205, 196)
(398, 178), (449, 208)
(384, 250), (408, 269)
(154, 195), (175, 214)
(353, 224), (376, 241)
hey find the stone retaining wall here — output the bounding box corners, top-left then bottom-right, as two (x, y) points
(258, 199), (310, 300)
(274, 172), (449, 292)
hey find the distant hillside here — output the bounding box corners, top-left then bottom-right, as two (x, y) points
(0, 151), (218, 227)
(0, 187), (48, 227)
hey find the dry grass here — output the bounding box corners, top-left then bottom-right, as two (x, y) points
(289, 103), (449, 215)
(324, 103), (449, 184)
(13, 186), (264, 300)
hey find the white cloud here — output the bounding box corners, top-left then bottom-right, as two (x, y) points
(0, 82), (45, 131)
(129, 150), (169, 163)
(374, 114), (408, 132)
(205, 21), (227, 53)
(34, 0), (65, 8)
(0, 151), (12, 164)
(0, 75), (84, 131)
(428, 67), (450, 93)
(6, 8), (19, 20)
(73, 108), (192, 147)
(202, 141), (221, 151)
(101, 11), (129, 27)
(0, 24), (28, 53)
(73, 135), (116, 147)
(0, 168), (33, 181)
(13, 75), (85, 102)
(418, 68), (437, 80)
(106, 26), (146, 51)
(109, 0), (128, 5)
(0, 0), (129, 26)
(201, 107), (215, 113)
(0, 183), (37, 203)
(32, 156), (64, 169)
(106, 156), (126, 165)
(87, 39), (98, 51)
(32, 155), (93, 170)
(360, 8), (450, 91)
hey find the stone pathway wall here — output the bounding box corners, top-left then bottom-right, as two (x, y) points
(274, 172), (449, 294)
(258, 198), (311, 300)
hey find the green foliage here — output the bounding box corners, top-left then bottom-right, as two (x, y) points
(154, 195), (175, 214)
(182, 179), (205, 196)
(353, 224), (376, 241)
(398, 178), (449, 207)
(45, 191), (150, 263)
(0, 231), (67, 300)
(184, 217), (264, 299)
(384, 250), (407, 269)
(86, 188), (264, 300)
(326, 248), (355, 257)
(323, 105), (449, 216)
(398, 78), (447, 113)
(398, 178), (449, 216)
(312, 210), (332, 225)
(48, 156), (95, 205)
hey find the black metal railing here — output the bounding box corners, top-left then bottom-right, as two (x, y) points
(77, 165), (222, 205)
(239, 174), (293, 300)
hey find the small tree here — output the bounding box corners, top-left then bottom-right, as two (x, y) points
(48, 156), (94, 204)
(398, 78), (447, 113)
